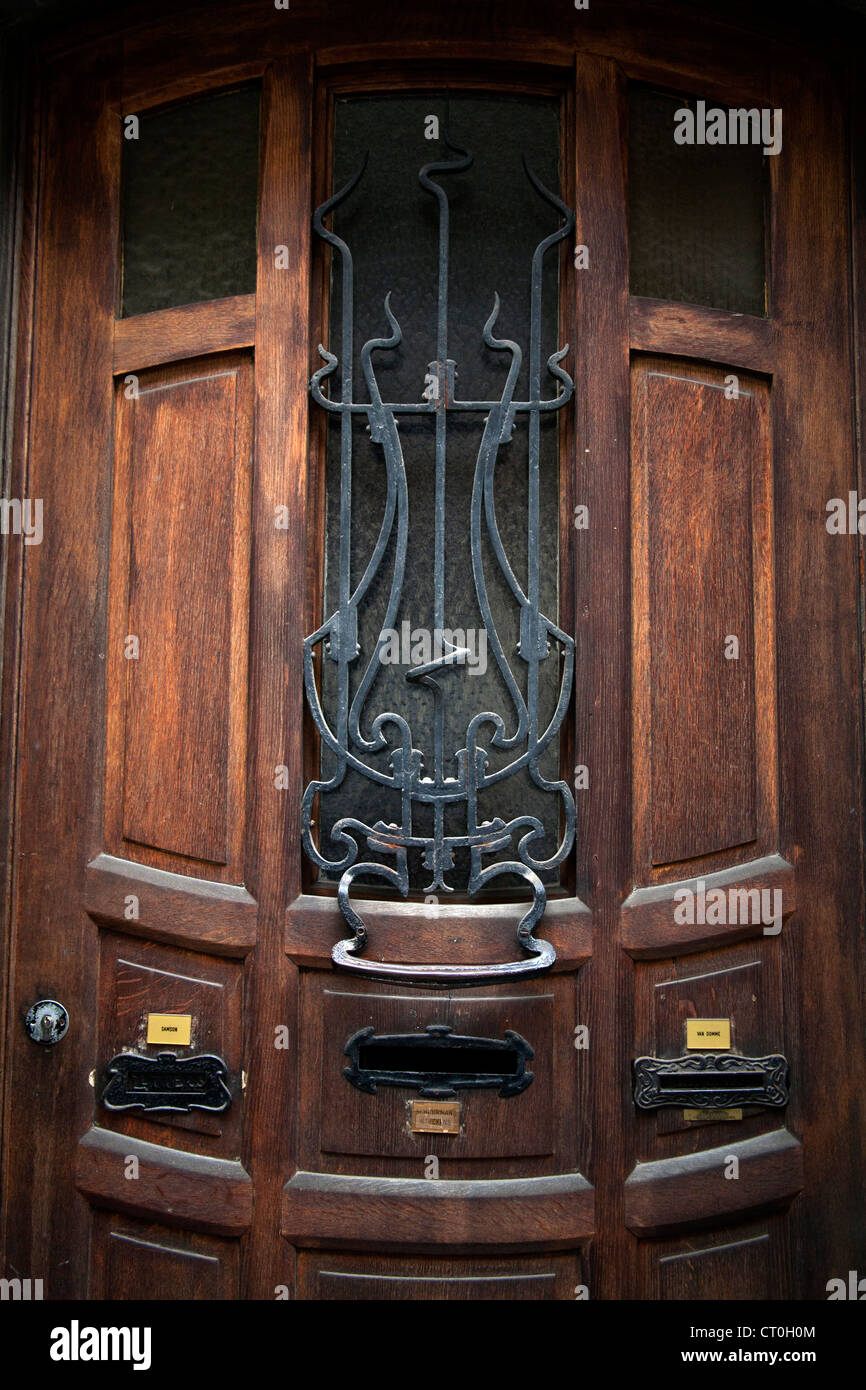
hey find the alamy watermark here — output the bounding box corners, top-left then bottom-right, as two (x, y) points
(826, 492), (866, 533)
(826, 1270), (866, 1299)
(673, 881), (783, 935)
(674, 101), (782, 156)
(0, 1276), (43, 1299)
(0, 497), (42, 545)
(49, 1322), (151, 1370)
(379, 621), (488, 676)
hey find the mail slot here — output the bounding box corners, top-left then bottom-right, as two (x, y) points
(101, 1051), (232, 1114)
(633, 1052), (789, 1110)
(343, 1023), (534, 1098)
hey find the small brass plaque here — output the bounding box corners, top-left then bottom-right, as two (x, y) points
(410, 1100), (460, 1134)
(684, 1107), (743, 1123)
(686, 1018), (731, 1050)
(146, 1013), (192, 1046)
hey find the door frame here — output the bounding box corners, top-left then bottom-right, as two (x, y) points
(1, 0), (865, 1300)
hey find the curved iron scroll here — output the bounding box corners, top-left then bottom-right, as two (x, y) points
(303, 135), (576, 984)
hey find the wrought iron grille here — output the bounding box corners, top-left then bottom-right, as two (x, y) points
(302, 132), (576, 984)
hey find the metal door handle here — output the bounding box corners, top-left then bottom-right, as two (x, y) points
(332, 860), (555, 985)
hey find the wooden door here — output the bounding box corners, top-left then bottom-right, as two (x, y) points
(2, 4), (865, 1303)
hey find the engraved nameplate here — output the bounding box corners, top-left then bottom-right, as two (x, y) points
(146, 1013), (192, 1046)
(410, 1100), (461, 1134)
(684, 1107), (744, 1123)
(686, 1019), (731, 1050)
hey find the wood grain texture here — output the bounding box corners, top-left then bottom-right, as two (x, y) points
(286, 892), (591, 970)
(855, 62), (866, 743)
(636, 362), (761, 865)
(621, 854), (795, 958)
(319, 988), (555, 1161)
(635, 943), (784, 1147)
(298, 973), (583, 1184)
(84, 853), (257, 956)
(632, 359), (778, 886)
(572, 51), (634, 1303)
(76, 1127), (252, 1235)
(770, 48), (866, 1298)
(96, 931), (244, 1153)
(629, 297), (774, 373)
(298, 1248), (582, 1300)
(624, 1129), (804, 1237)
(657, 1229), (771, 1300)
(113, 293), (255, 375)
(240, 53), (312, 1301)
(107, 352), (251, 874)
(0, 28), (36, 1214)
(3, 0), (865, 1305)
(282, 1170), (594, 1253)
(105, 0), (774, 116)
(0, 40), (120, 1300)
(90, 1214), (240, 1299)
(643, 1211), (792, 1300)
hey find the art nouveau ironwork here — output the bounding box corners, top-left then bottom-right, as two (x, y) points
(303, 135), (576, 983)
(633, 1053), (791, 1111)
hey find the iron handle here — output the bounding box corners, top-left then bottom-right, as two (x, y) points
(331, 936), (555, 984)
(333, 863), (555, 985)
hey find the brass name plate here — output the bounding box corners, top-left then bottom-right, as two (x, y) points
(685, 1018), (731, 1050)
(146, 1013), (192, 1046)
(410, 1100), (460, 1134)
(684, 1107), (743, 1123)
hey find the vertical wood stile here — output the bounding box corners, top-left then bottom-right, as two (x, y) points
(573, 52), (633, 1300)
(244, 50), (313, 1299)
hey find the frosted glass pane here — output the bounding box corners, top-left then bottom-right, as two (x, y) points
(629, 86), (766, 314)
(121, 85), (259, 317)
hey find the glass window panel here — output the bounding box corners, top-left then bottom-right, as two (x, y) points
(121, 85), (260, 317)
(316, 93), (567, 893)
(628, 86), (767, 314)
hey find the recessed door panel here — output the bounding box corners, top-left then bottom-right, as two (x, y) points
(107, 353), (252, 879)
(298, 1250), (583, 1300)
(315, 984), (556, 1160)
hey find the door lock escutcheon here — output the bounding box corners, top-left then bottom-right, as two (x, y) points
(24, 999), (69, 1046)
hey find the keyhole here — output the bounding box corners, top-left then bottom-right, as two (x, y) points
(24, 999), (68, 1046)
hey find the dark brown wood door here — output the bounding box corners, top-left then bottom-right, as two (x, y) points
(2, 4), (865, 1302)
